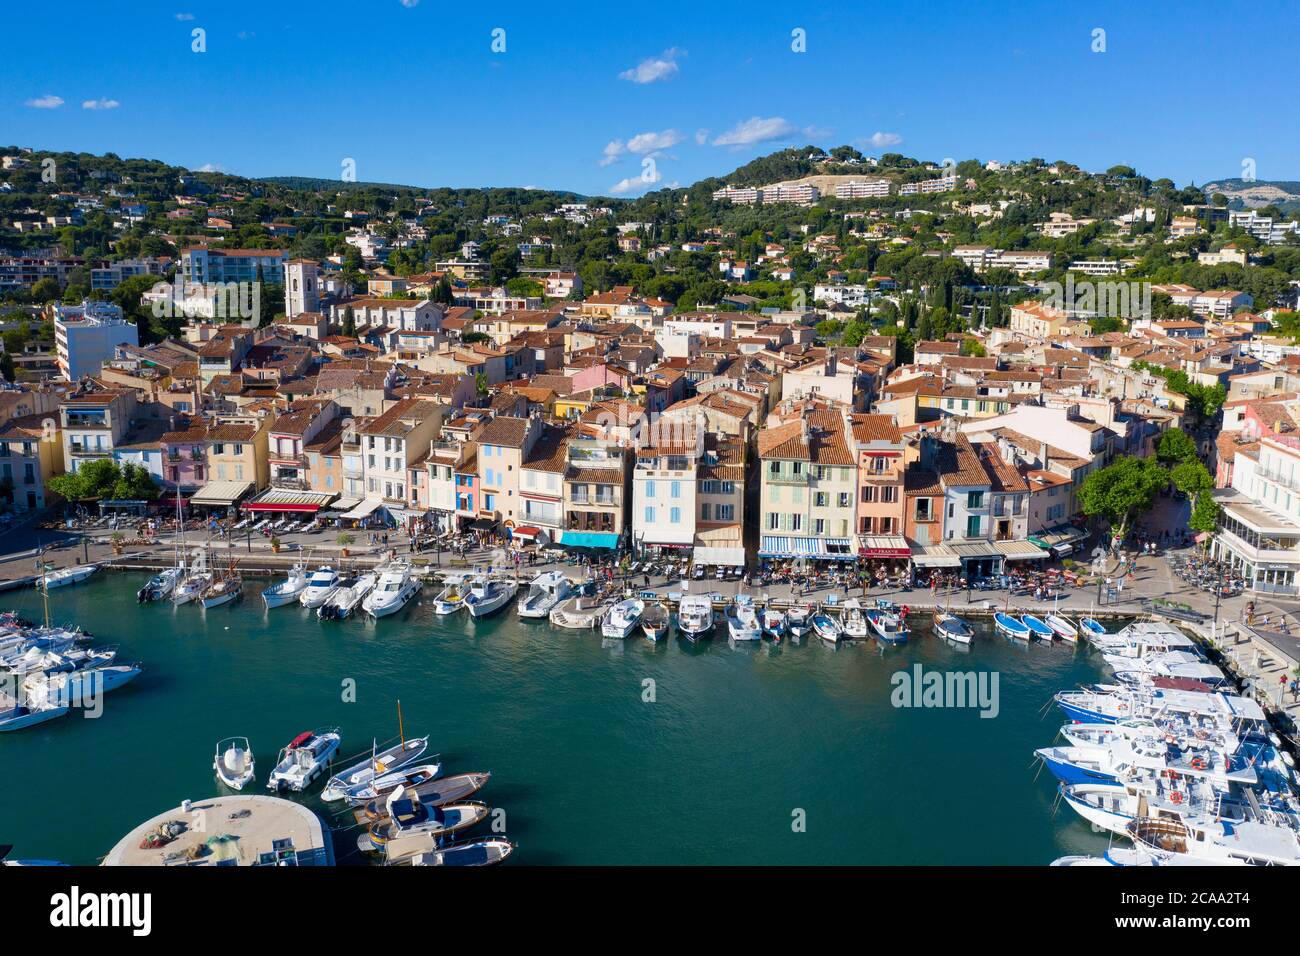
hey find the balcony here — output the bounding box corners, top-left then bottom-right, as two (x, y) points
(1256, 466), (1300, 497)
(68, 444), (112, 457)
(767, 471), (810, 485)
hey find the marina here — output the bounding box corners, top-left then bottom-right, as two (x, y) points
(0, 570), (1155, 865)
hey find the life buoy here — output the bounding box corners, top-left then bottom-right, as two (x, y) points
(1170, 790), (1184, 804)
(1190, 756), (1208, 771)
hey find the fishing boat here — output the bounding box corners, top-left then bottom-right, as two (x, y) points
(1079, 617), (1108, 639)
(262, 564), (309, 608)
(994, 612), (1031, 640)
(354, 771), (492, 821)
(811, 609), (843, 644)
(431, 572), (476, 615)
(358, 791), (491, 853)
(363, 563), (422, 618)
(932, 611), (974, 645)
(725, 595), (762, 641)
(336, 762), (443, 805)
(1045, 613), (1079, 641)
(866, 602), (909, 644)
(137, 567), (182, 603)
(1128, 815), (1300, 866)
(842, 599), (870, 639)
(601, 598), (645, 639)
(676, 594), (715, 642)
(299, 566), (340, 609)
(266, 728), (341, 792)
(465, 577), (517, 619)
(37, 565), (97, 591)
(317, 573), (377, 620)
(388, 834), (515, 867)
(213, 736), (255, 790)
(786, 605), (812, 639)
(321, 733), (431, 802)
(1019, 614), (1054, 640)
(760, 606), (785, 640)
(549, 594), (610, 630)
(516, 570), (573, 619)
(640, 602), (670, 642)
(200, 565), (243, 609)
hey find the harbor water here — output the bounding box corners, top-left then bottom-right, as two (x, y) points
(2, 574), (1118, 865)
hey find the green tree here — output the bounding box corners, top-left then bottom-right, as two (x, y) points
(1156, 427), (1198, 466)
(47, 458), (158, 502)
(474, 372), (489, 397)
(1188, 492), (1221, 539)
(1078, 456), (1168, 542)
(1171, 460), (1213, 497)
(341, 306), (356, 337)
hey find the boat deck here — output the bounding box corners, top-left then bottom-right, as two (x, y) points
(103, 795), (332, 866)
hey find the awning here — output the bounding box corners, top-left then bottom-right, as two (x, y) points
(244, 489), (336, 513)
(947, 540), (1000, 559)
(693, 546), (746, 567)
(471, 517), (498, 531)
(1028, 524), (1090, 551)
(190, 480), (253, 507)
(339, 498), (383, 520)
(327, 496), (362, 512)
(995, 539), (1050, 561)
(511, 525), (542, 541)
(759, 536), (856, 560)
(858, 535), (910, 559)
(559, 531), (619, 549)
(909, 544), (961, 568)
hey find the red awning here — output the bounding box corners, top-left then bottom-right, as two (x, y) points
(243, 501), (322, 513)
(512, 525), (541, 540)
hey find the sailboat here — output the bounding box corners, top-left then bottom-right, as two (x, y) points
(321, 702), (430, 801)
(141, 494), (188, 603)
(200, 560), (243, 609)
(172, 547), (211, 605)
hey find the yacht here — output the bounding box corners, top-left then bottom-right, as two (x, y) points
(266, 728), (341, 792)
(724, 595), (762, 641)
(262, 564), (309, 608)
(24, 663), (142, 708)
(363, 564), (422, 619)
(601, 598), (645, 639)
(464, 578), (518, 618)
(137, 567), (182, 603)
(1128, 816), (1300, 866)
(299, 566), (341, 609)
(37, 565), (97, 590)
(676, 595), (715, 642)
(431, 572), (475, 616)
(318, 573), (377, 620)
(172, 569), (211, 606)
(516, 571), (573, 619)
(0, 698), (70, 732)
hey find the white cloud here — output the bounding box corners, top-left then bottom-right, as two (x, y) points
(599, 140), (625, 167)
(82, 98), (120, 110)
(618, 48), (684, 84)
(626, 129), (681, 154)
(399, 0), (419, 6)
(25, 94), (64, 109)
(711, 116), (797, 148)
(694, 128), (709, 145)
(609, 167), (663, 195)
(866, 131), (903, 148)
(197, 163), (223, 172)
(174, 12), (194, 20)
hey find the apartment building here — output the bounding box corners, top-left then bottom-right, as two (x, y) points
(58, 389), (138, 473)
(179, 247), (289, 285)
(52, 300), (138, 381)
(561, 435), (630, 550)
(474, 414), (542, 529)
(1213, 433), (1300, 596)
(852, 413), (907, 560)
(517, 422), (571, 543)
(359, 398), (447, 518)
(0, 413), (64, 513)
(694, 434), (746, 567)
(835, 179), (892, 199)
(757, 408), (857, 563)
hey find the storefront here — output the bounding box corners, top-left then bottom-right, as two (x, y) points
(509, 525), (553, 548)
(242, 488), (336, 520)
(1027, 524), (1090, 558)
(995, 539), (1051, 565)
(693, 546), (746, 567)
(909, 543), (961, 574)
(189, 480), (254, 515)
(946, 540), (1002, 580)
(758, 535), (857, 562)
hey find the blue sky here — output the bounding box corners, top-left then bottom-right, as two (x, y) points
(3, 1), (1298, 196)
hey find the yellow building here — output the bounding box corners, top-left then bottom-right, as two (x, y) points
(0, 412), (64, 514)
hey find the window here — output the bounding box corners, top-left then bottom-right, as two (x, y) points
(966, 515), (981, 538)
(814, 518), (825, 534)
(716, 504), (734, 521)
(700, 502), (711, 521)
(484, 493), (496, 510)
(967, 491), (984, 509)
(791, 514), (802, 531)
(915, 499), (931, 521)
(670, 481), (680, 499)
(670, 507), (681, 524)
(861, 485), (875, 503)
(645, 506), (656, 523)
(645, 480), (656, 498)
(815, 492), (828, 507)
(768, 512), (779, 530)
(838, 492), (851, 508)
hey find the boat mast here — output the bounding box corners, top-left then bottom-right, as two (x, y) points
(397, 699), (404, 745)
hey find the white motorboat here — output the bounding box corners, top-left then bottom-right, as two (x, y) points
(641, 602), (671, 641)
(760, 606), (785, 639)
(431, 572), (475, 615)
(266, 728), (342, 792)
(725, 595), (762, 641)
(465, 578), (517, 618)
(318, 573), (377, 620)
(517, 571), (573, 619)
(842, 599), (870, 639)
(37, 565), (97, 591)
(676, 595), (715, 642)
(363, 564), (422, 618)
(786, 605), (812, 639)
(601, 598), (645, 639)
(24, 663), (142, 708)
(337, 762), (443, 805)
(398, 834), (516, 867)
(322, 734), (431, 801)
(299, 566), (341, 609)
(213, 736), (255, 790)
(262, 564), (309, 608)
(866, 604), (910, 644)
(364, 792), (494, 855)
(0, 698), (69, 732)
(137, 567), (182, 603)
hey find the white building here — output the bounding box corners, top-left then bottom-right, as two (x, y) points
(835, 180), (892, 199)
(283, 260), (320, 317)
(53, 300), (138, 381)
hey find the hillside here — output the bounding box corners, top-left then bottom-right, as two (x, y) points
(1200, 177), (1300, 212)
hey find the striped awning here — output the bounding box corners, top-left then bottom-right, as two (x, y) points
(994, 539), (1050, 561)
(189, 480), (253, 507)
(243, 488), (336, 513)
(909, 544), (961, 568)
(759, 536), (855, 560)
(858, 535), (910, 558)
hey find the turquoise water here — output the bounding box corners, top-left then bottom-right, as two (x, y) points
(1, 575), (1116, 865)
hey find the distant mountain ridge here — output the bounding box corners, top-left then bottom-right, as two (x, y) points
(1201, 177), (1300, 212)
